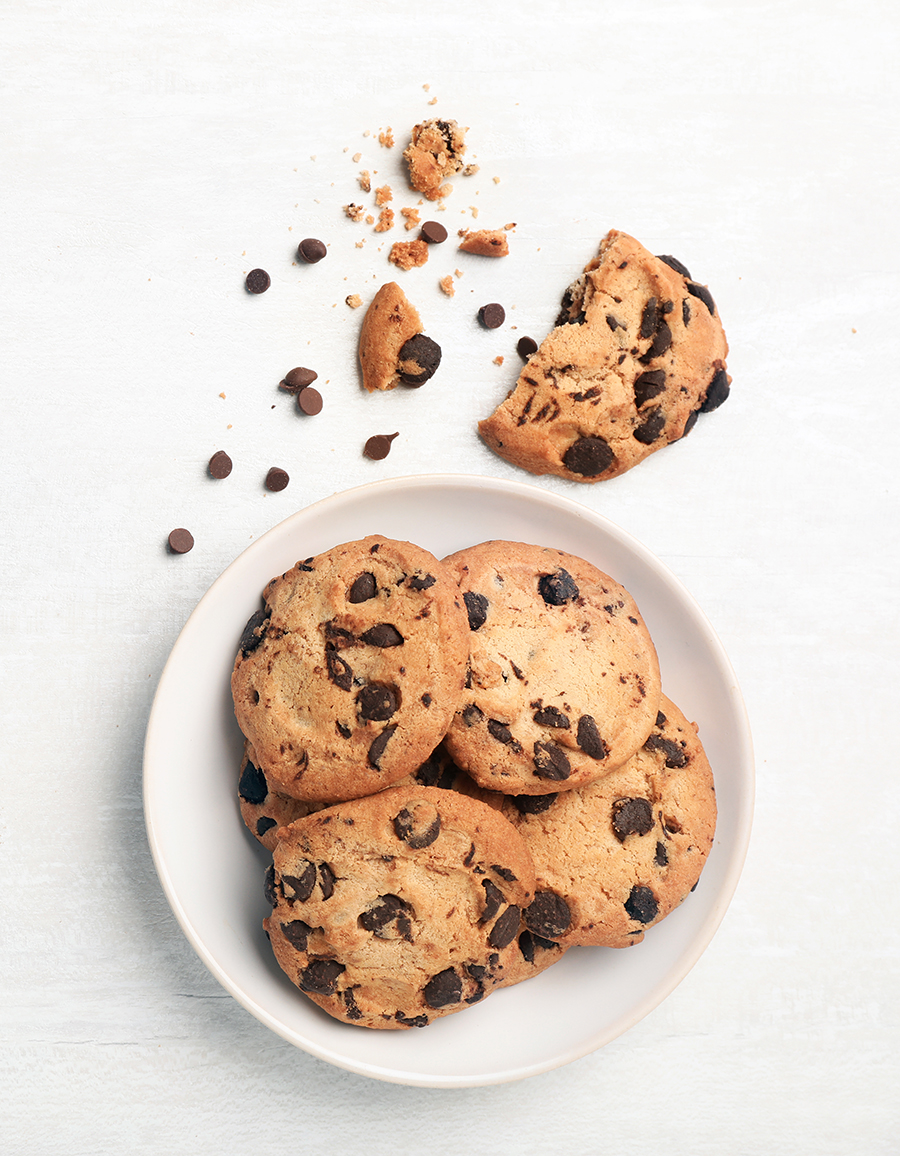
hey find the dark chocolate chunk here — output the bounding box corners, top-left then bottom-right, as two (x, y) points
(562, 435), (615, 477)
(576, 715), (609, 761)
(643, 733), (688, 768)
(682, 298), (692, 327)
(633, 369), (666, 408)
(245, 268), (270, 294)
(682, 409), (700, 438)
(533, 740), (571, 781)
(687, 281), (716, 315)
(359, 894), (412, 940)
(633, 406), (666, 445)
(624, 884), (659, 924)
(318, 862), (336, 900)
(348, 572), (377, 603)
(488, 719), (520, 750)
(512, 792), (557, 815)
(368, 725), (397, 768)
(414, 754), (456, 790)
(297, 238), (327, 264)
(335, 720), (352, 739)
(611, 797), (654, 841)
(208, 450), (233, 479)
(398, 334), (442, 386)
(393, 799), (441, 848)
(238, 607), (270, 656)
(606, 314), (624, 331)
(640, 320), (672, 362)
(282, 861), (317, 903)
(281, 366), (318, 392)
(478, 303), (506, 329)
(518, 930), (536, 964)
(238, 759), (268, 805)
(699, 367), (730, 412)
(491, 865), (517, 882)
(167, 528), (194, 554)
(265, 467), (289, 492)
(326, 649), (353, 692)
(407, 572), (436, 590)
(463, 591), (489, 631)
(538, 568), (579, 605)
(423, 968), (462, 1009)
(360, 623), (404, 648)
(357, 683), (398, 722)
(524, 891), (571, 939)
(299, 959), (344, 994)
(461, 703), (484, 727)
(256, 816), (277, 837)
(343, 988), (363, 1020)
(516, 335), (538, 360)
(395, 1011), (429, 1028)
(480, 879), (503, 924)
(297, 386), (323, 415)
(324, 621), (355, 650)
(364, 432), (399, 460)
(280, 919), (312, 951)
(655, 841), (669, 866)
(640, 297), (658, 339)
(655, 711), (667, 727)
(264, 864), (278, 907)
(657, 254), (692, 279)
(533, 705), (570, 729)
(419, 220), (448, 244)
(488, 905), (521, 949)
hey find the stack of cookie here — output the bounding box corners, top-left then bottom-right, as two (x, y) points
(231, 536), (716, 1030)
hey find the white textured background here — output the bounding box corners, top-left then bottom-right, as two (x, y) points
(2, 1), (898, 1152)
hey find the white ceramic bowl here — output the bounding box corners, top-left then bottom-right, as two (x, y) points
(143, 475), (753, 1087)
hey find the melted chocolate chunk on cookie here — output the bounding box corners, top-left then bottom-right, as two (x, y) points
(256, 816), (277, 838)
(491, 865), (518, 882)
(398, 333), (442, 386)
(633, 369), (666, 408)
(633, 406), (666, 445)
(525, 891), (571, 940)
(489, 905), (522, 950)
(639, 320), (672, 363)
(657, 254), (692, 279)
(640, 296), (659, 339)
(343, 988), (363, 1020)
(413, 754), (458, 790)
(532, 704), (570, 729)
(624, 884), (659, 924)
(395, 1010), (429, 1027)
(687, 281), (716, 316)
(682, 410), (700, 438)
(462, 702), (484, 727)
(533, 740), (571, 781)
(326, 649), (354, 691)
(655, 841), (669, 867)
(299, 959), (345, 995)
(576, 714), (609, 760)
(368, 725), (397, 768)
(463, 591), (489, 631)
(611, 797), (654, 842)
(512, 792), (558, 815)
(325, 621), (356, 650)
(357, 683), (399, 722)
(318, 862), (336, 900)
(238, 607), (270, 656)
(538, 568), (579, 605)
(264, 864), (278, 907)
(488, 719), (522, 752)
(480, 879), (503, 924)
(280, 919), (313, 951)
(699, 367), (730, 412)
(682, 298), (692, 327)
(359, 894), (413, 940)
(644, 733), (689, 768)
(556, 285), (587, 326)
(562, 435), (615, 477)
(393, 799), (441, 848)
(348, 572), (377, 602)
(517, 928), (558, 963)
(282, 861), (317, 903)
(423, 967), (463, 1008)
(407, 572), (436, 590)
(238, 759), (268, 805)
(360, 623), (404, 648)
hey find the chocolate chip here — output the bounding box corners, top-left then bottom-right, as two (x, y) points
(491, 865), (517, 882)
(687, 281), (716, 316)
(562, 435), (615, 477)
(624, 885), (659, 924)
(318, 862), (336, 900)
(368, 725), (397, 768)
(364, 432), (399, 460)
(533, 740), (571, 781)
(297, 238), (327, 264)
(682, 298), (692, 327)
(576, 715), (609, 761)
(256, 816), (277, 837)
(238, 760), (268, 805)
(282, 861), (317, 903)
(300, 959), (345, 995)
(360, 623), (404, 648)
(359, 894), (412, 940)
(208, 450), (233, 479)
(640, 320), (672, 362)
(655, 841), (669, 866)
(516, 336), (538, 360)
(533, 705), (570, 729)
(700, 367), (730, 412)
(611, 797), (654, 841)
(280, 920), (312, 951)
(357, 683), (398, 721)
(657, 254), (692, 279)
(633, 369), (666, 408)
(167, 528), (194, 554)
(264, 864), (278, 906)
(480, 879), (503, 924)
(656, 711), (667, 727)
(640, 297), (658, 339)
(297, 386), (323, 415)
(525, 891), (571, 939)
(606, 314), (624, 331)
(643, 733), (688, 768)
(398, 334), (442, 386)
(395, 1011), (429, 1028)
(407, 572), (436, 590)
(488, 719), (521, 751)
(420, 220), (449, 244)
(414, 755), (455, 789)
(326, 650), (353, 691)
(423, 967), (462, 1008)
(324, 621), (355, 650)
(265, 467), (289, 492)
(245, 268), (270, 294)
(394, 799), (441, 848)
(463, 591), (489, 631)
(538, 568), (579, 605)
(489, 905), (521, 949)
(478, 303), (505, 329)
(238, 607), (270, 656)
(512, 793), (557, 815)
(343, 988), (363, 1019)
(281, 366), (318, 392)
(634, 406), (666, 445)
(461, 703), (484, 727)
(682, 410), (700, 438)
(348, 572), (376, 603)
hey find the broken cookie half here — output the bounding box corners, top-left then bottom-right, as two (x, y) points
(478, 229), (730, 482)
(358, 281), (442, 392)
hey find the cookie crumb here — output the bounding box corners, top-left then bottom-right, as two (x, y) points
(439, 275), (455, 297)
(375, 185), (393, 206)
(343, 203), (366, 222)
(374, 207), (395, 232)
(352, 151), (362, 163)
(378, 127), (394, 148)
(355, 240), (366, 249)
(365, 214), (375, 225)
(423, 83), (430, 91)
(458, 229), (509, 257)
(219, 391), (226, 399)
(401, 206), (421, 231)
(463, 164), (480, 177)
(493, 176), (501, 184)
(388, 240), (429, 270)
(493, 355), (504, 366)
(504, 222), (517, 231)
(358, 170), (371, 192)
(469, 206), (479, 218)
(346, 294), (363, 308)
(428, 97), (438, 105)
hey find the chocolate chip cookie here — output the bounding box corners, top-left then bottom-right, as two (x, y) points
(263, 784), (536, 1028)
(441, 541), (662, 796)
(231, 536), (470, 804)
(357, 282), (441, 392)
(478, 229), (730, 481)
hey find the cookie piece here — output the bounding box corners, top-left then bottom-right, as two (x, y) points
(263, 784), (536, 1029)
(358, 282), (423, 392)
(441, 541), (661, 796)
(478, 229), (730, 482)
(231, 536), (469, 803)
(492, 696), (716, 948)
(458, 229), (509, 258)
(403, 119), (467, 201)
(238, 741), (328, 852)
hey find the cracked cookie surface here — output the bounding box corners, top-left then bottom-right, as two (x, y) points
(478, 229), (730, 481)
